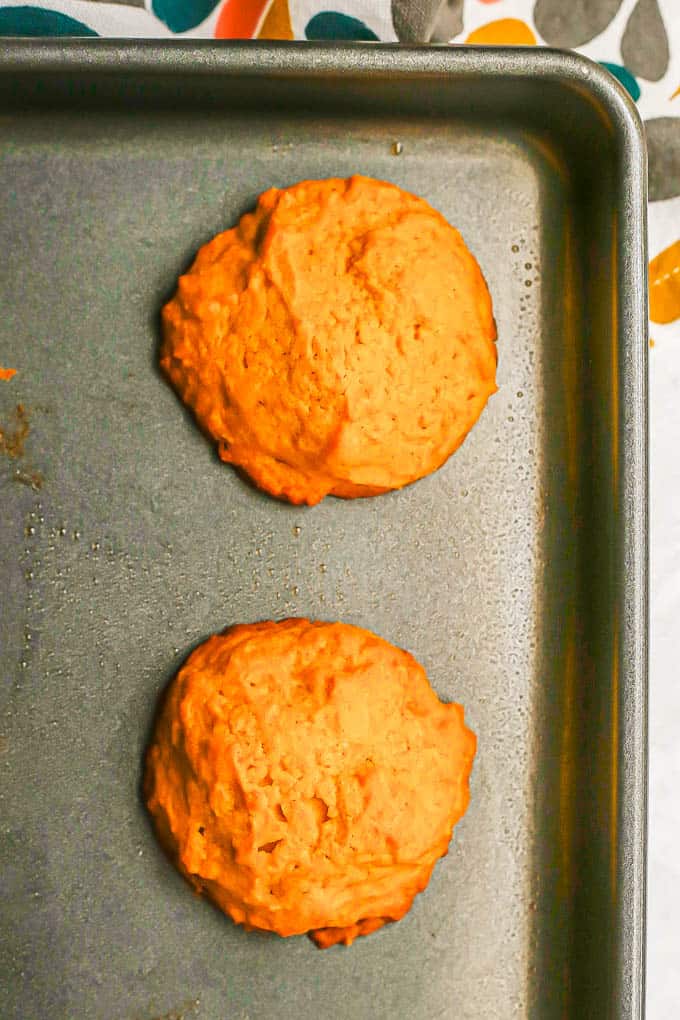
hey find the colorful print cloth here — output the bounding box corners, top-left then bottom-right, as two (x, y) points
(0, 1), (679, 1017)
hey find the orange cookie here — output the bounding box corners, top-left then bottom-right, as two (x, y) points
(161, 176), (497, 505)
(145, 619), (476, 947)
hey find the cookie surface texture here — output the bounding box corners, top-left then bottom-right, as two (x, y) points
(145, 619), (477, 946)
(161, 176), (497, 505)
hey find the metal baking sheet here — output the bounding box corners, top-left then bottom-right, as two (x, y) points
(0, 41), (648, 1020)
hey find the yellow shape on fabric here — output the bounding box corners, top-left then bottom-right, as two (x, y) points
(466, 18), (536, 45)
(258, 0), (293, 39)
(649, 239), (680, 324)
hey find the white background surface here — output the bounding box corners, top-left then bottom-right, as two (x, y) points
(648, 197), (680, 1013)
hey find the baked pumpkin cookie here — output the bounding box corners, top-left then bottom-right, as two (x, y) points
(145, 619), (476, 947)
(161, 176), (497, 505)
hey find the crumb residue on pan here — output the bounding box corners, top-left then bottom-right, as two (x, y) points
(0, 366), (17, 381)
(0, 404), (44, 489)
(144, 998), (201, 1020)
(0, 403), (30, 459)
(12, 467), (43, 490)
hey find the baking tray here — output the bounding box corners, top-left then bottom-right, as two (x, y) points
(0, 41), (648, 1020)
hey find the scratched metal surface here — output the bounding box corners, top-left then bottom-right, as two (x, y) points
(0, 43), (647, 1020)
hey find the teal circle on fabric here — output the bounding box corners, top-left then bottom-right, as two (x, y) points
(152, 0), (221, 33)
(0, 6), (98, 35)
(305, 12), (379, 41)
(599, 61), (641, 102)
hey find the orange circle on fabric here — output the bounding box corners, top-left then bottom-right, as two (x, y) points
(466, 18), (536, 45)
(215, 0), (271, 38)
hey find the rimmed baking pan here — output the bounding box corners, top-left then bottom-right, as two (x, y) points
(0, 41), (647, 1020)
